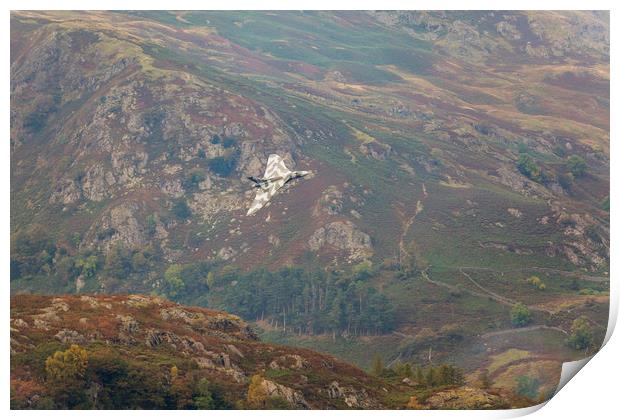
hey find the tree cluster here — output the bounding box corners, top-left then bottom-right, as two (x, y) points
(219, 266), (396, 336)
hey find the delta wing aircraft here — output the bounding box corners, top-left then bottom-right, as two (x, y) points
(246, 154), (310, 216)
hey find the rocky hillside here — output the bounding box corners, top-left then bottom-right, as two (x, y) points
(11, 11), (609, 283)
(11, 294), (530, 409)
(10, 11), (609, 405)
(10, 294), (392, 409)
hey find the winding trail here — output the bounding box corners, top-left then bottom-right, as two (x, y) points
(456, 265), (608, 283)
(421, 267), (606, 333)
(458, 268), (519, 307)
(480, 324), (567, 339)
(422, 267), (556, 316)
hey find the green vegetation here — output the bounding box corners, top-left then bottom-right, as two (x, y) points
(515, 375), (540, 399)
(182, 169), (206, 191)
(172, 199), (191, 219)
(23, 91), (61, 133)
(13, 343), (229, 409)
(510, 303), (533, 327)
(45, 345), (89, 384)
(207, 155), (237, 177)
(566, 155), (587, 178)
(478, 369), (492, 388)
(219, 266), (395, 336)
(516, 154), (545, 183)
(413, 364), (465, 388)
(525, 276), (546, 291)
(567, 316), (594, 351)
(10, 225), (161, 294)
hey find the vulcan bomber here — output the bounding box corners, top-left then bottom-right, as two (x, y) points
(246, 154), (310, 216)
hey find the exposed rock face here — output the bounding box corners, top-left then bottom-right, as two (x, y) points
(256, 378), (310, 409)
(507, 208), (522, 218)
(217, 246), (238, 261)
(543, 205), (609, 270)
(424, 386), (507, 409)
(325, 381), (378, 409)
(116, 314), (139, 334)
(315, 185), (344, 216)
(372, 11), (609, 62)
(308, 221), (373, 262)
(11, 13), (304, 270)
(89, 202), (147, 251)
(493, 166), (551, 198)
(269, 354), (309, 370)
(359, 140), (392, 160)
(54, 329), (87, 345)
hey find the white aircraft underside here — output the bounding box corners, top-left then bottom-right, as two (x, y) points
(246, 154), (310, 216)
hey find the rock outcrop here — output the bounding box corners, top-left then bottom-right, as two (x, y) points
(308, 221), (373, 262)
(11, 294), (399, 409)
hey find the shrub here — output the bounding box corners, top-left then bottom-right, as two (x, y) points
(246, 375), (268, 408)
(207, 155), (238, 177)
(172, 199), (191, 219)
(516, 154), (542, 181)
(192, 378), (214, 409)
(567, 316), (593, 350)
(566, 155), (587, 177)
(222, 136), (236, 148)
(45, 345), (88, 384)
(515, 375), (540, 399)
(526, 276), (546, 291)
(164, 264), (185, 297)
(510, 303), (532, 327)
(558, 172), (574, 191)
(183, 169), (206, 190)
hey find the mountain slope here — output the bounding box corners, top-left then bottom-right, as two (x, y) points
(11, 294), (532, 409)
(11, 11), (609, 278)
(10, 11), (609, 405)
(10, 294), (395, 409)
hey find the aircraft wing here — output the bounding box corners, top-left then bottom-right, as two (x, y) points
(246, 177), (287, 216)
(264, 154), (291, 180)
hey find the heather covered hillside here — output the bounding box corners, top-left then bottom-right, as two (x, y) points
(11, 294), (533, 409)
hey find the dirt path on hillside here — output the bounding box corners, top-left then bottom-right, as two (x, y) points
(458, 268), (519, 307)
(457, 266), (608, 283)
(480, 324), (567, 339)
(422, 268), (606, 335)
(395, 183), (428, 268)
(422, 268), (554, 315)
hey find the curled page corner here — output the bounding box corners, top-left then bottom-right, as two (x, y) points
(554, 356), (594, 396)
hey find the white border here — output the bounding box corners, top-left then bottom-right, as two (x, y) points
(4, 2), (617, 419)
